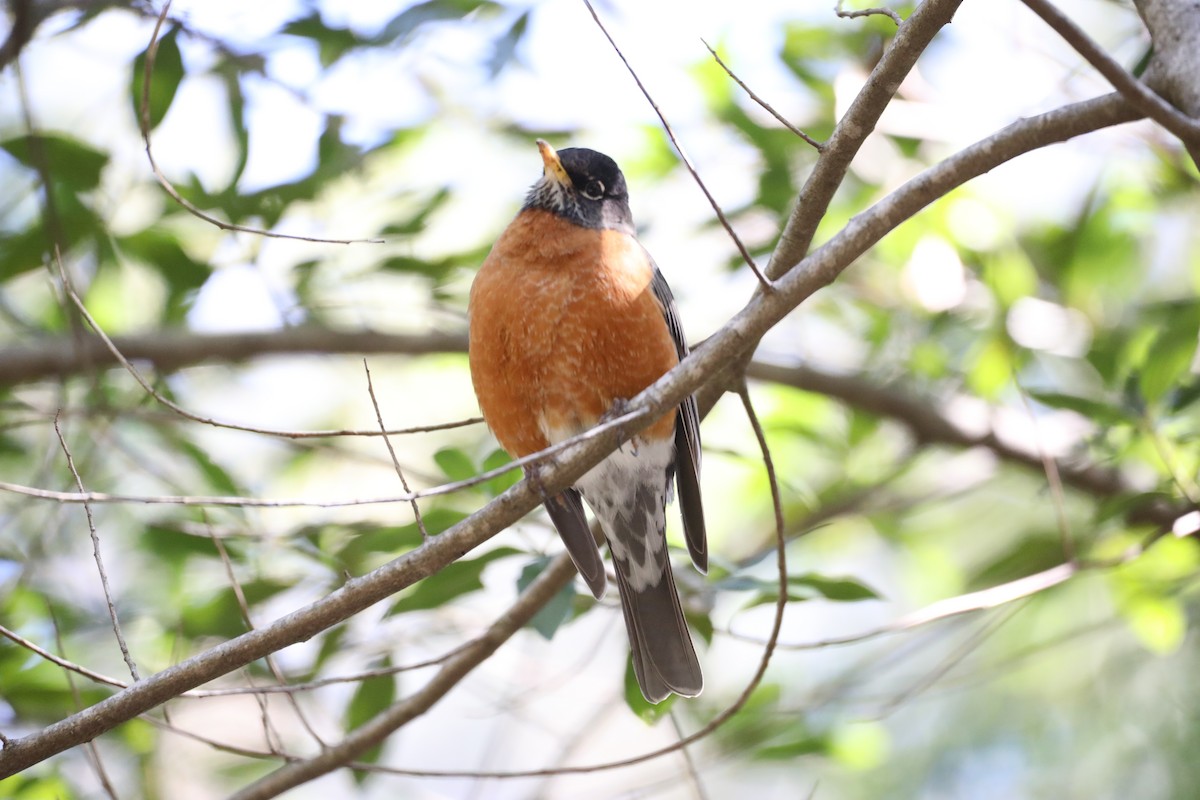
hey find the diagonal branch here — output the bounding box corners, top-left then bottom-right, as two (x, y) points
(744, 360), (1181, 528)
(0, 89), (1143, 780)
(230, 554), (580, 799)
(1019, 0), (1200, 149)
(766, 0), (966, 279)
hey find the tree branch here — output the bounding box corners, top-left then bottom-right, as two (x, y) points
(0, 89), (1142, 779)
(231, 553), (579, 799)
(0, 327), (468, 389)
(766, 0), (965, 278)
(1019, 0), (1200, 152)
(1133, 0), (1200, 164)
(744, 360), (1181, 528)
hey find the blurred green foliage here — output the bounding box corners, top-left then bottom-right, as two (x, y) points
(1, 1), (1199, 799)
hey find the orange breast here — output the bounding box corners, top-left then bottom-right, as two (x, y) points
(468, 209), (679, 458)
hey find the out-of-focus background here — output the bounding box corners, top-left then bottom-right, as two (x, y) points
(2, 0), (1199, 797)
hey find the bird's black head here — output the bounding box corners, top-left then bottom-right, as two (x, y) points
(522, 141), (634, 234)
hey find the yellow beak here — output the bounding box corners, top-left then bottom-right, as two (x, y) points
(536, 140), (571, 187)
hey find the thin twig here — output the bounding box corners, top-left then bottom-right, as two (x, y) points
(1140, 414), (1200, 508)
(139, 1), (381, 245)
(1015, 382), (1075, 563)
(54, 264), (475, 439)
(671, 710), (710, 800)
(48, 606), (120, 800)
(209, 523), (327, 750)
(0, 622), (126, 688)
(0, 89), (1142, 780)
(53, 411), (140, 682)
(871, 603), (1024, 718)
(0, 614), (471, 698)
(835, 1), (903, 26)
(364, 359), (429, 539)
(0, 402), (649, 510)
(732, 562), (1076, 650)
(580, 0), (771, 290)
(191, 643), (473, 696)
(701, 40), (823, 150)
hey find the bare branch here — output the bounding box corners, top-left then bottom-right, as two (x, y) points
(0, 88), (1144, 779)
(0, 623), (126, 689)
(364, 359), (429, 539)
(835, 1), (903, 26)
(1019, 0), (1200, 149)
(0, 327), (471, 393)
(1135, 0), (1200, 156)
(767, 0), (965, 279)
(229, 553), (579, 798)
(701, 40), (823, 150)
(580, 0), (771, 290)
(745, 360), (1182, 528)
(53, 412), (140, 682)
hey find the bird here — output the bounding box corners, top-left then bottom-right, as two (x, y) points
(468, 141), (707, 703)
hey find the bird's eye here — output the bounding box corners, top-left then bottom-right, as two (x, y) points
(581, 179), (605, 200)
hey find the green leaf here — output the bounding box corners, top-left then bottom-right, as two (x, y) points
(967, 534), (1067, 590)
(1029, 391), (1130, 425)
(386, 547), (520, 615)
(517, 558), (575, 639)
(967, 335), (1014, 399)
(788, 573), (881, 601)
(0, 134), (108, 190)
(282, 12), (361, 67)
(720, 573), (881, 605)
(756, 731), (829, 760)
(345, 664), (397, 771)
(117, 227), (211, 319)
(131, 25), (184, 131)
(334, 510), (464, 575)
(181, 578), (292, 638)
(217, 66), (250, 188)
(375, 0), (502, 44)
(482, 448), (520, 497)
(433, 447), (476, 482)
(623, 659), (676, 723)
(1138, 312), (1200, 404)
(380, 188), (451, 237)
(1122, 595), (1186, 656)
(486, 11), (528, 77)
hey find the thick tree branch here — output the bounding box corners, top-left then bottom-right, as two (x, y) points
(232, 553), (579, 799)
(6, 325), (1175, 524)
(0, 90), (1141, 778)
(0, 328), (468, 388)
(1134, 0), (1200, 164)
(767, 0), (965, 278)
(704, 0), (964, 412)
(1020, 0), (1200, 151)
(744, 361), (1180, 528)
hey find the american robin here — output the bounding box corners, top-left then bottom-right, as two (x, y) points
(468, 141), (707, 703)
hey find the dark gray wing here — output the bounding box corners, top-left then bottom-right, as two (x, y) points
(649, 256), (708, 573)
(543, 489), (607, 598)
